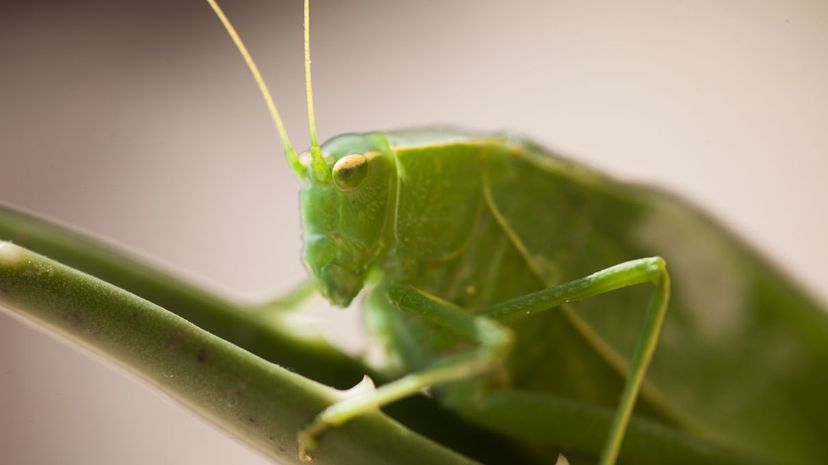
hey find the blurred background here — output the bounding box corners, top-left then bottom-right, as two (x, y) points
(1, 0), (826, 463)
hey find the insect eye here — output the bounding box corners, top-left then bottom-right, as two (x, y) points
(332, 154), (368, 190)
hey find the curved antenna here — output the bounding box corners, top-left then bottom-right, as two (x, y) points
(205, 0), (305, 177)
(304, 0), (329, 181)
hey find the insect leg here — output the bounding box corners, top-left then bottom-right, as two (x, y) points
(297, 286), (514, 461)
(483, 256), (670, 465)
(249, 278), (317, 314)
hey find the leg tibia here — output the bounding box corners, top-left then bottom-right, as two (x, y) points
(482, 257), (670, 465)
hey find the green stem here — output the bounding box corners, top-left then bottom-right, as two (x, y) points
(0, 241), (479, 465)
(0, 205), (541, 465)
(0, 205), (365, 387)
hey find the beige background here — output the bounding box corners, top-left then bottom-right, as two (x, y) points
(1, 0), (826, 464)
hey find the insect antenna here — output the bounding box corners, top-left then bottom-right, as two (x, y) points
(303, 0), (329, 181)
(205, 0), (306, 177)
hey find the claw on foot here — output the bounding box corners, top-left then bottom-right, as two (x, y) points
(297, 418), (329, 462)
(297, 376), (377, 461)
(298, 441), (314, 462)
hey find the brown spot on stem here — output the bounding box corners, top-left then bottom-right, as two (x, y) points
(168, 329), (186, 351)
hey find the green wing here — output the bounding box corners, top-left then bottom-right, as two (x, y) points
(483, 137), (828, 465)
(393, 141), (484, 260)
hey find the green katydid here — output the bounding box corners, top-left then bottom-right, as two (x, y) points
(200, 1), (828, 464)
(2, 1), (827, 464)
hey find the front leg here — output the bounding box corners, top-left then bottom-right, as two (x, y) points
(249, 278), (317, 315)
(298, 287), (513, 461)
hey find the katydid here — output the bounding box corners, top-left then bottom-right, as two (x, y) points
(201, 1), (828, 464)
(2, 1), (826, 465)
